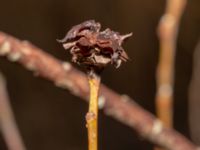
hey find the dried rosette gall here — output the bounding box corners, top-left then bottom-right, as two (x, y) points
(57, 20), (132, 73)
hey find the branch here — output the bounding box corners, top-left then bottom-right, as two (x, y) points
(0, 73), (26, 150)
(156, 0), (187, 128)
(86, 74), (100, 150)
(0, 31), (198, 150)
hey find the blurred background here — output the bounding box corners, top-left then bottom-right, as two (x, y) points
(0, 0), (200, 150)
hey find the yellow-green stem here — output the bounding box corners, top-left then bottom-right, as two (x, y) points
(86, 74), (100, 150)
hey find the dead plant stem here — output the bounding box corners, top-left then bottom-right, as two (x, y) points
(86, 73), (100, 150)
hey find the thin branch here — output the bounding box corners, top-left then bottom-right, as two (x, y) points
(0, 73), (26, 150)
(0, 32), (198, 150)
(156, 0), (187, 128)
(189, 39), (200, 144)
(86, 74), (100, 150)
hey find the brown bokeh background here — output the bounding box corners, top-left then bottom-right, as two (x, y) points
(0, 0), (200, 150)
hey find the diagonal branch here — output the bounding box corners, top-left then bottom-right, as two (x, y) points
(0, 31), (198, 150)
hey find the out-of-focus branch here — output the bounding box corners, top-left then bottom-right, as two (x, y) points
(0, 73), (26, 150)
(156, 0), (187, 128)
(0, 32), (198, 150)
(189, 40), (200, 144)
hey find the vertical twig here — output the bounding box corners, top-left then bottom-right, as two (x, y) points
(156, 0), (187, 128)
(57, 20), (132, 150)
(86, 73), (100, 150)
(156, 0), (187, 149)
(189, 40), (200, 144)
(0, 73), (26, 150)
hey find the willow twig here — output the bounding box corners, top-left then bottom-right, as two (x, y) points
(86, 74), (100, 150)
(155, 1), (187, 150)
(57, 20), (132, 150)
(0, 31), (198, 150)
(156, 0), (187, 128)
